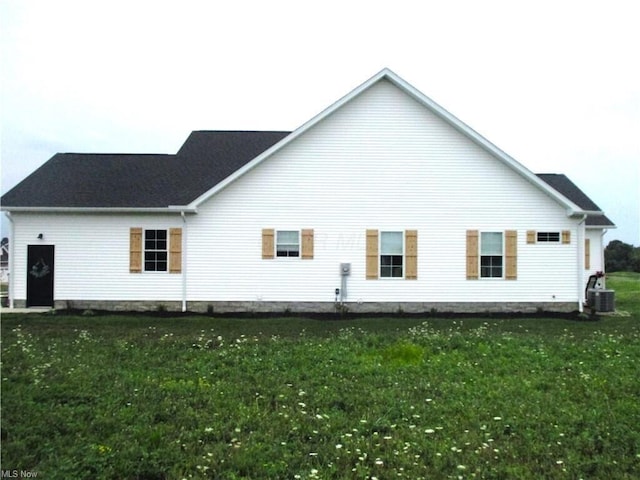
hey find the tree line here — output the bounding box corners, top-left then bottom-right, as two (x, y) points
(605, 240), (640, 272)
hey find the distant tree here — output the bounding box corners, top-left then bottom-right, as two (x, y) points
(605, 240), (640, 272)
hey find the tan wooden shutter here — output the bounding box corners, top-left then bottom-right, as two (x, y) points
(405, 230), (418, 280)
(130, 227), (143, 273)
(527, 230), (536, 244)
(366, 229), (379, 279)
(466, 230), (479, 279)
(301, 229), (314, 259)
(562, 230), (571, 244)
(262, 229), (275, 259)
(505, 230), (517, 280)
(169, 228), (182, 273)
(585, 238), (591, 270)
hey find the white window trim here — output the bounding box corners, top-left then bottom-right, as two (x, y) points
(275, 229), (301, 259)
(144, 229), (169, 273)
(479, 231), (504, 279)
(536, 231), (561, 243)
(380, 230), (405, 279)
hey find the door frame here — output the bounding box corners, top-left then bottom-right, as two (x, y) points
(26, 244), (55, 307)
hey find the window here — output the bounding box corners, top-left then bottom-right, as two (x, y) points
(144, 229), (168, 271)
(380, 231), (403, 278)
(537, 232), (560, 243)
(480, 232), (503, 278)
(276, 231), (300, 257)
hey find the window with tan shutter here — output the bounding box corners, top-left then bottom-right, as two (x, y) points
(585, 238), (591, 269)
(301, 229), (314, 259)
(130, 227), (143, 273)
(466, 230), (479, 279)
(169, 228), (182, 273)
(562, 230), (571, 244)
(505, 230), (517, 280)
(405, 230), (418, 280)
(262, 229), (275, 259)
(263, 229), (314, 259)
(366, 229), (379, 279)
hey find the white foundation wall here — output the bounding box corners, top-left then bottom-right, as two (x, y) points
(186, 79), (581, 305)
(10, 213), (184, 303)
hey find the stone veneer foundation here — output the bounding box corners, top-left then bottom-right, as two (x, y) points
(9, 299), (580, 314)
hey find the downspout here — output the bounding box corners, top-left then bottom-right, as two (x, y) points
(577, 215), (587, 313)
(600, 229), (608, 288)
(6, 212), (15, 309)
(181, 211), (187, 312)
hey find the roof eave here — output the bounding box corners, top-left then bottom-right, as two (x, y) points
(1, 206), (197, 214)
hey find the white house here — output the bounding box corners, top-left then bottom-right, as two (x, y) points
(1, 69), (615, 313)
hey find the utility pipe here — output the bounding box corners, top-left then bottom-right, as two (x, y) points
(601, 229), (608, 289)
(181, 211), (187, 312)
(5, 212), (14, 309)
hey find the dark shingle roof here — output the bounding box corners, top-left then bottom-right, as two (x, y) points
(537, 174), (615, 227)
(0, 132), (614, 230)
(1, 131), (290, 208)
(171, 131), (290, 205)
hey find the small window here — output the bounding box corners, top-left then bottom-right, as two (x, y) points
(276, 231), (300, 257)
(380, 231), (403, 278)
(537, 232), (560, 243)
(480, 232), (503, 278)
(144, 230), (168, 272)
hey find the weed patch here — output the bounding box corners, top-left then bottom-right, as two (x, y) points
(2, 302), (640, 478)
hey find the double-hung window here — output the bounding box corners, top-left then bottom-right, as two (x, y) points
(480, 232), (503, 278)
(144, 229), (168, 272)
(276, 231), (300, 257)
(380, 231), (403, 278)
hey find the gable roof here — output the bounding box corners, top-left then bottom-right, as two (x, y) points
(1, 131), (289, 210)
(185, 68), (589, 216)
(0, 68), (612, 226)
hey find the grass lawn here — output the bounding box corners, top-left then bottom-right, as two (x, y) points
(1, 273), (639, 479)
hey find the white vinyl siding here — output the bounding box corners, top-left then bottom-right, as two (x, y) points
(10, 213), (184, 302)
(184, 80), (581, 303)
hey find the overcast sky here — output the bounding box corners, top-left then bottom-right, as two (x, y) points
(1, 0), (638, 244)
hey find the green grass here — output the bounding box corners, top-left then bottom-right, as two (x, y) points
(607, 271), (640, 314)
(2, 281), (639, 479)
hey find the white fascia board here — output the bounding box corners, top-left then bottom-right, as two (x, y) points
(189, 67), (585, 215)
(586, 224), (616, 229)
(1, 206), (197, 214)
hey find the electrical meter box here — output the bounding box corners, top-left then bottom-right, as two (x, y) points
(340, 263), (351, 276)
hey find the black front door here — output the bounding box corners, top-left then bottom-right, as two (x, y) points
(27, 245), (55, 307)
